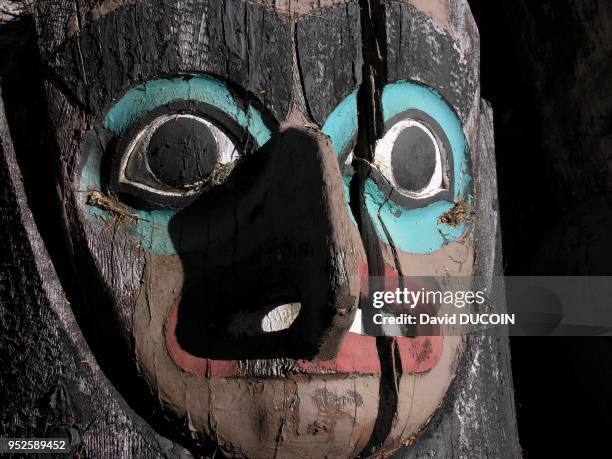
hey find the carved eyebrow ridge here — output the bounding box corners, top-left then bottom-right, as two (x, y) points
(47, 0), (292, 121)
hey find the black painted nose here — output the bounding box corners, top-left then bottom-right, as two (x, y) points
(170, 127), (366, 360)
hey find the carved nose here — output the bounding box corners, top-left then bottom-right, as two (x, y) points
(170, 127), (366, 360)
(264, 127), (366, 358)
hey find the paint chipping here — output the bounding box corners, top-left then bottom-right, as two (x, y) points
(415, 338), (433, 365)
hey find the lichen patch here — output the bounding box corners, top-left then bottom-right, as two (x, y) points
(438, 200), (470, 227)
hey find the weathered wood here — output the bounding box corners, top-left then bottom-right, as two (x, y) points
(1, 1), (520, 457)
(295, 2), (362, 124)
(0, 88), (191, 458)
(0, 0), (26, 23)
(397, 101), (521, 458)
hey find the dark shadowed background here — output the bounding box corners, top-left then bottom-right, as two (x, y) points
(468, 0), (612, 456)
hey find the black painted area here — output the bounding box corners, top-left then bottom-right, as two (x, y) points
(371, 110), (454, 210)
(391, 125), (436, 193)
(147, 118), (218, 189)
(48, 0), (292, 121)
(109, 99), (262, 209)
(0, 18), (197, 456)
(469, 1), (612, 456)
(169, 128), (360, 361)
(295, 2), (362, 124)
(385, 2), (478, 122)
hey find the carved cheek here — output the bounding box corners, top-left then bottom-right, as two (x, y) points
(397, 239), (475, 277)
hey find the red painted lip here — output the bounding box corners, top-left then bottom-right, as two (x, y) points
(165, 298), (443, 377)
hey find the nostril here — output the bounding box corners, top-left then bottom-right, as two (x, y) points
(226, 302), (301, 337)
(261, 303), (301, 332)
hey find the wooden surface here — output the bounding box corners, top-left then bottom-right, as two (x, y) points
(0, 89), (192, 457)
(0, 2), (521, 457)
(397, 101), (520, 458)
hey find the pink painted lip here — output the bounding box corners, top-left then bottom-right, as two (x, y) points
(165, 253), (443, 377)
(165, 295), (443, 378)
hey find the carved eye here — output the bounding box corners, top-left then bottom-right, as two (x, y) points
(375, 118), (447, 199)
(111, 108), (253, 209)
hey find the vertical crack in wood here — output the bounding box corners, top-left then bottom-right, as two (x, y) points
(351, 0), (402, 456)
(272, 379), (287, 458)
(350, 0), (386, 273)
(377, 193), (404, 277)
(221, 0), (230, 79)
(72, 0), (88, 86)
(292, 22), (316, 122)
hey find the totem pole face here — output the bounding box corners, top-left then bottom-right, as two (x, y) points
(31, 0), (481, 456)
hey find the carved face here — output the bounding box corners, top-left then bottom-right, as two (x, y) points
(32, 0), (483, 456)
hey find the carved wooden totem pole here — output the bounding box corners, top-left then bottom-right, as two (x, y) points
(0, 0), (520, 457)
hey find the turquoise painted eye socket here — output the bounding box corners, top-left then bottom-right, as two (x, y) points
(79, 74), (273, 255)
(322, 81), (472, 255)
(104, 75), (272, 145)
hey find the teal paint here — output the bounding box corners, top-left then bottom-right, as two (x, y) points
(322, 91), (358, 158)
(80, 151), (179, 255)
(83, 77), (470, 256)
(81, 75), (272, 256)
(364, 179), (465, 254)
(373, 81), (472, 254)
(381, 82), (471, 198)
(322, 81), (472, 254)
(104, 75), (271, 146)
(135, 209), (176, 255)
(322, 93), (359, 228)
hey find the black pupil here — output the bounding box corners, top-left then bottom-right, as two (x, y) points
(391, 125), (437, 193)
(147, 117), (218, 189)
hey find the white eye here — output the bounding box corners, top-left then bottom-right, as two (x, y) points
(375, 119), (446, 199)
(119, 113), (241, 198)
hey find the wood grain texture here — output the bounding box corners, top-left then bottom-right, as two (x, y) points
(39, 0), (293, 120)
(1, 1), (521, 457)
(0, 89), (191, 458)
(295, 1), (362, 124)
(0, 0), (26, 23)
(385, 1), (479, 123)
(397, 101), (521, 458)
